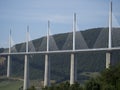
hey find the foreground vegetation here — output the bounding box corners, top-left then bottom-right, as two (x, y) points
(41, 63), (120, 90)
(1, 62), (120, 90)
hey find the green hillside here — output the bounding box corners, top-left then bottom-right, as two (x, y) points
(0, 28), (120, 83)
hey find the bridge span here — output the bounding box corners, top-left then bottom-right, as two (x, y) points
(0, 47), (120, 55)
(0, 1), (119, 90)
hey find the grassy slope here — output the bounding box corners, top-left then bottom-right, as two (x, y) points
(0, 79), (23, 90)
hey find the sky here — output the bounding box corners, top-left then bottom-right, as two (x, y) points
(0, 0), (120, 48)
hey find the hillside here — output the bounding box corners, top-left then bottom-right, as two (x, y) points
(0, 77), (23, 90)
(0, 27), (120, 83)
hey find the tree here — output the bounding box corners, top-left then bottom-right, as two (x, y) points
(42, 81), (84, 90)
(85, 78), (101, 90)
(84, 63), (120, 90)
(100, 63), (120, 90)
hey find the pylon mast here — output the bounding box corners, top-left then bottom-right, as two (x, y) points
(73, 13), (76, 50)
(26, 26), (29, 52)
(108, 1), (112, 48)
(47, 21), (50, 52)
(9, 29), (11, 53)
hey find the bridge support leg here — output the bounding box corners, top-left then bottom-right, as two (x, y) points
(23, 55), (29, 90)
(7, 55), (11, 78)
(70, 53), (77, 85)
(106, 52), (111, 69)
(44, 54), (50, 87)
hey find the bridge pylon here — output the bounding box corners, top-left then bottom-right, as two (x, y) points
(70, 13), (77, 85)
(106, 1), (112, 69)
(7, 29), (11, 78)
(44, 20), (51, 87)
(23, 26), (30, 90)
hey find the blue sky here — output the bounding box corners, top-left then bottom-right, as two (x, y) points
(0, 0), (120, 48)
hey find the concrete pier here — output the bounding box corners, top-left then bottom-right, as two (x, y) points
(106, 52), (111, 69)
(7, 55), (11, 77)
(23, 55), (29, 90)
(44, 54), (50, 87)
(70, 53), (77, 84)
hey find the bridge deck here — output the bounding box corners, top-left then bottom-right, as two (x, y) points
(0, 47), (120, 55)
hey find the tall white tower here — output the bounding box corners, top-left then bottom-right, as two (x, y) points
(7, 29), (11, 77)
(44, 21), (50, 87)
(23, 26), (30, 90)
(106, 1), (112, 69)
(70, 13), (77, 85)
